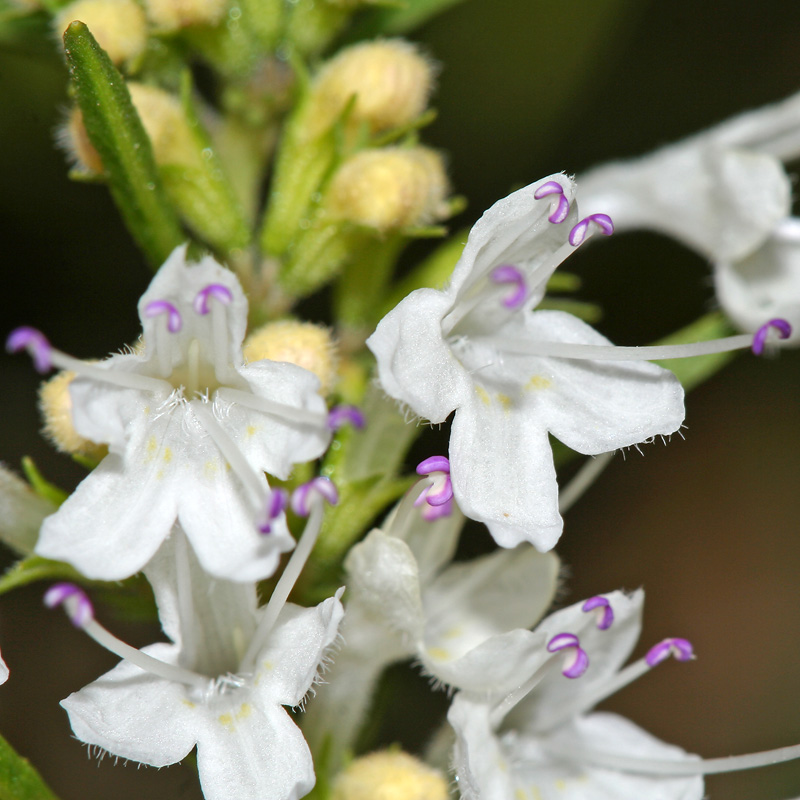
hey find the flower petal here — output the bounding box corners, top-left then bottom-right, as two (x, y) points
(61, 643), (198, 767)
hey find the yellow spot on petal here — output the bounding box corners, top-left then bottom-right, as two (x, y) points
(531, 787), (543, 800)
(162, 447), (172, 463)
(262, 660), (274, 670)
(218, 712), (234, 731)
(427, 647), (450, 661)
(181, 699), (196, 708)
(146, 436), (158, 460)
(204, 460), (218, 478)
(236, 703), (252, 721)
(555, 779), (566, 791)
(475, 385), (491, 406)
(156, 470), (164, 480)
(526, 374), (552, 390)
(442, 626), (462, 640)
(246, 425), (258, 437)
(515, 790), (527, 800)
(496, 392), (512, 411)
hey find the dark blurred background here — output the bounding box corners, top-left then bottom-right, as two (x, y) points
(2, 1), (800, 798)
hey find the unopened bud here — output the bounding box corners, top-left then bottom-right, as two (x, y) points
(54, 0), (147, 66)
(310, 40), (434, 137)
(39, 371), (107, 461)
(143, 0), (228, 32)
(331, 750), (448, 800)
(327, 147), (449, 232)
(243, 321), (338, 395)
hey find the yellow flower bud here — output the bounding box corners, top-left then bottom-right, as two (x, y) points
(327, 147), (450, 232)
(60, 107), (104, 175)
(54, 0), (147, 66)
(331, 751), (449, 800)
(310, 40), (434, 137)
(39, 371), (107, 460)
(126, 83), (200, 168)
(143, 0), (228, 33)
(243, 321), (338, 395)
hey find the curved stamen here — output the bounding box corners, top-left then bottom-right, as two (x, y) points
(533, 180), (571, 224)
(569, 214), (614, 247)
(543, 739), (800, 777)
(6, 327), (53, 373)
(491, 265), (528, 309)
(645, 637), (694, 666)
(240, 479), (337, 673)
(215, 387), (329, 429)
(291, 476), (339, 518)
(751, 318), (792, 355)
(194, 284), (233, 316)
(8, 326), (171, 393)
(259, 488), (288, 535)
(415, 456), (454, 518)
(328, 405), (366, 431)
(581, 596), (614, 630)
(547, 632), (589, 679)
(44, 582), (94, 627)
(144, 300), (182, 333)
(45, 583), (208, 690)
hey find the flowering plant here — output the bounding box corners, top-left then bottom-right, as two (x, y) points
(2, 3), (800, 800)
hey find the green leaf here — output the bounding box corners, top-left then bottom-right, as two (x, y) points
(347, 0), (469, 38)
(0, 731), (59, 800)
(654, 311), (738, 392)
(0, 556), (83, 597)
(63, 22), (185, 268)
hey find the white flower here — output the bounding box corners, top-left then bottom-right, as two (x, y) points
(449, 590), (704, 800)
(30, 245), (330, 582)
(302, 489), (559, 762)
(367, 176), (685, 551)
(52, 518), (343, 800)
(579, 90), (800, 341)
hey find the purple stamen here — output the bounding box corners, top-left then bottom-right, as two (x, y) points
(581, 595), (614, 630)
(291, 476), (339, 517)
(328, 405), (366, 431)
(490, 265), (527, 309)
(44, 582), (94, 628)
(751, 318), (793, 355)
(144, 300), (182, 333)
(533, 180), (571, 224)
(569, 213), (615, 247)
(645, 637), (695, 667)
(6, 326), (53, 373)
(194, 284), (234, 316)
(414, 455), (454, 516)
(547, 632), (589, 679)
(259, 488), (289, 534)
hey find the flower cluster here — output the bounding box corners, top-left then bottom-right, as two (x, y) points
(3, 5), (800, 800)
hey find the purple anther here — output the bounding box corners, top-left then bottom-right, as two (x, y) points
(533, 180), (570, 224)
(547, 632), (589, 679)
(645, 637), (695, 667)
(490, 265), (527, 309)
(259, 488), (289, 534)
(422, 496), (453, 521)
(144, 300), (182, 333)
(569, 213), (615, 247)
(44, 582), (94, 628)
(6, 326), (53, 373)
(414, 455), (454, 514)
(751, 318), (793, 355)
(194, 284), (234, 316)
(291, 477), (339, 517)
(582, 595), (614, 631)
(328, 405), (366, 431)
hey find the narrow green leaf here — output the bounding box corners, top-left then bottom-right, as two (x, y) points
(347, 0), (468, 38)
(63, 22), (185, 268)
(0, 556), (83, 597)
(0, 731), (59, 800)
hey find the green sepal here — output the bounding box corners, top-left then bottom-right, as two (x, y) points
(0, 555), (83, 597)
(346, 0), (469, 37)
(654, 311), (738, 392)
(0, 731), (59, 800)
(21, 457), (67, 507)
(63, 22), (185, 268)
